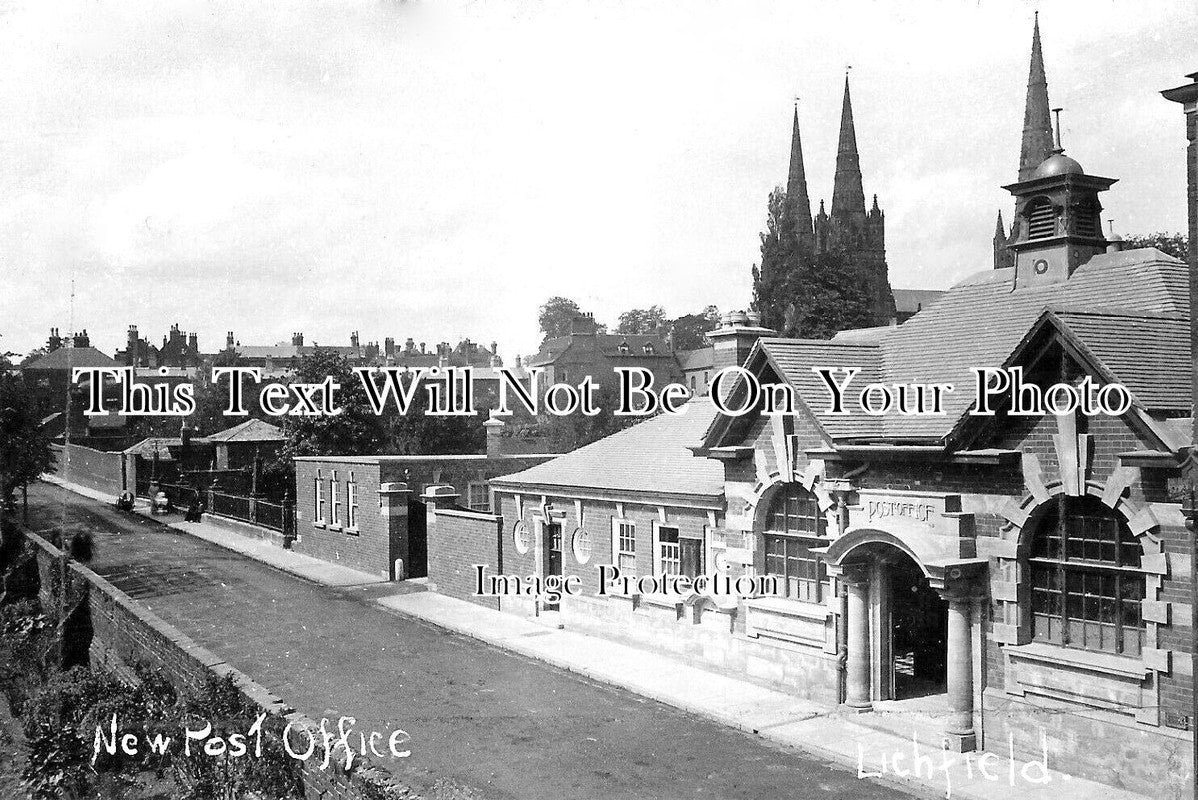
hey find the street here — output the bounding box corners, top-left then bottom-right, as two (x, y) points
(24, 482), (914, 800)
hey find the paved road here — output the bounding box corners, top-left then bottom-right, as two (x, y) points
(25, 482), (913, 800)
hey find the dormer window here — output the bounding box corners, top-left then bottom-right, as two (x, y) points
(1026, 197), (1056, 240)
(642, 343), (655, 355)
(617, 341), (631, 355)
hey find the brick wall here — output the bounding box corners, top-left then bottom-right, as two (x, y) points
(427, 508), (502, 608)
(49, 443), (127, 496)
(293, 459), (403, 578)
(24, 530), (418, 800)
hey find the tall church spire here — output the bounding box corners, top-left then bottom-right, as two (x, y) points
(1018, 12), (1054, 180)
(831, 74), (867, 221)
(786, 102), (814, 243)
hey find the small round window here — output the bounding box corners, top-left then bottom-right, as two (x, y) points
(572, 527), (592, 564)
(513, 521), (531, 555)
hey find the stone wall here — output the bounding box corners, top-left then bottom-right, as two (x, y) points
(24, 530), (418, 800)
(49, 443), (127, 496)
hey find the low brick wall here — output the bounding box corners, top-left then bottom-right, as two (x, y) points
(25, 531), (418, 800)
(427, 508), (502, 609)
(48, 443), (126, 497)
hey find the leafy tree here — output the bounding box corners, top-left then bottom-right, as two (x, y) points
(537, 382), (640, 451)
(751, 187), (877, 339)
(538, 297), (582, 341)
(187, 347), (267, 436)
(0, 373), (53, 527)
(19, 347), (48, 368)
(670, 305), (721, 351)
(380, 371), (485, 455)
(278, 350), (386, 461)
(1123, 232), (1189, 262)
(615, 305), (667, 335)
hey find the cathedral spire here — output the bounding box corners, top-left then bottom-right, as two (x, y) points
(1018, 12), (1054, 181)
(786, 102), (814, 242)
(831, 74), (867, 221)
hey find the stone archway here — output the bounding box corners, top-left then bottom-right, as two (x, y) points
(825, 532), (984, 752)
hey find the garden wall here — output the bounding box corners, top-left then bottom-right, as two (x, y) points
(25, 530), (418, 800)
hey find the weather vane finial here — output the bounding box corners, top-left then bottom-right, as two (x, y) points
(1051, 107), (1065, 151)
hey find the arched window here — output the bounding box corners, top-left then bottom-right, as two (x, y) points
(1028, 496), (1145, 656)
(762, 484), (826, 602)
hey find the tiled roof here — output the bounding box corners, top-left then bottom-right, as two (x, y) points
(1050, 310), (1191, 411)
(755, 247), (1189, 442)
(23, 346), (116, 371)
(492, 398), (724, 499)
(757, 339), (885, 439)
(676, 347), (714, 371)
(206, 418), (287, 443)
(529, 333), (674, 366)
(893, 288), (947, 315)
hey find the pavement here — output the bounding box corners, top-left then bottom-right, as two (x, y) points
(39, 475), (1153, 800)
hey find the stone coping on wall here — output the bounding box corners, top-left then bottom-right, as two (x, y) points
(21, 529), (419, 800)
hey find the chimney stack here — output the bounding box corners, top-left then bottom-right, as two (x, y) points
(292, 332), (304, 347)
(384, 337), (395, 356)
(708, 311), (776, 373)
(351, 331), (360, 348)
(226, 331), (235, 349)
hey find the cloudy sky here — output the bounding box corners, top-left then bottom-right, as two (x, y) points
(0, 0), (1194, 362)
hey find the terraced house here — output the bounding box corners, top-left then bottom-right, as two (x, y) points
(424, 23), (1196, 796)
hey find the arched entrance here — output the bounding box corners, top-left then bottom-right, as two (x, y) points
(887, 553), (947, 700)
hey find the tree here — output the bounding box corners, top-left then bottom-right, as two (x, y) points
(0, 373), (54, 528)
(380, 372), (484, 455)
(773, 251), (876, 339)
(1123, 232), (1189, 262)
(751, 187), (878, 339)
(278, 350), (387, 461)
(538, 297), (582, 341)
(537, 382), (640, 451)
(669, 306), (721, 351)
(615, 305), (667, 335)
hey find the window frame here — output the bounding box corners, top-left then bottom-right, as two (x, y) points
(329, 473), (342, 530)
(1027, 495), (1145, 657)
(760, 484), (827, 603)
(345, 475), (359, 533)
(611, 518), (636, 574)
(314, 473), (326, 526)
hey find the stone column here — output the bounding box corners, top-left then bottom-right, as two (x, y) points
(379, 482), (412, 580)
(843, 564), (872, 711)
(943, 593), (976, 752)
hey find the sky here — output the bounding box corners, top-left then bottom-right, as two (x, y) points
(0, 0), (1194, 363)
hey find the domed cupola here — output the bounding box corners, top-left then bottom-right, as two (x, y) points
(1002, 108), (1116, 288)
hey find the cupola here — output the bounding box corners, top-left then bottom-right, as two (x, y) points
(1003, 108), (1115, 288)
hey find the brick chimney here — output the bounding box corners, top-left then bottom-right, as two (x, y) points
(292, 332), (304, 347)
(226, 331), (235, 349)
(707, 311), (776, 372)
(350, 331), (360, 348)
(1162, 71), (1198, 436)
(47, 328), (62, 352)
(570, 312), (597, 335)
(384, 337), (395, 357)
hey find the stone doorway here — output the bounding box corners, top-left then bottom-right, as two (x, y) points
(888, 555), (947, 700)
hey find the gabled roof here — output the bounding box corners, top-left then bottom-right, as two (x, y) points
(1049, 309), (1190, 411)
(23, 346), (117, 371)
(491, 398), (724, 501)
(206, 418), (286, 443)
(705, 247), (1190, 449)
(528, 333), (674, 367)
(878, 247), (1187, 440)
(893, 288), (947, 316)
(123, 436), (212, 459)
